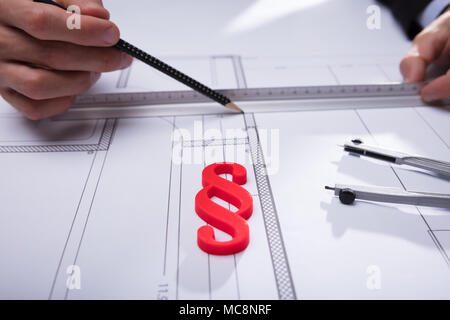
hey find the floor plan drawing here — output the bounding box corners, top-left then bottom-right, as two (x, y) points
(85, 54), (405, 98)
(0, 54), (449, 299)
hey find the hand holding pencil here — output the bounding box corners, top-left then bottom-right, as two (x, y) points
(0, 0), (133, 120)
(0, 0), (242, 120)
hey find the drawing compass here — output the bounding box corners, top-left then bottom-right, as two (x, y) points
(326, 139), (450, 209)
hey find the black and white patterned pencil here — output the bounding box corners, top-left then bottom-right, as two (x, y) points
(116, 39), (242, 112)
(34, 0), (243, 113)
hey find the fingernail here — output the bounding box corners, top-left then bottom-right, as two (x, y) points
(402, 71), (410, 82)
(403, 71), (415, 83)
(104, 26), (119, 45)
(119, 53), (133, 69)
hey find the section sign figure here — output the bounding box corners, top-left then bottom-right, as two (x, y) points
(195, 163), (253, 255)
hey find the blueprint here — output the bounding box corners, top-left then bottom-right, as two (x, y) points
(85, 54), (405, 96)
(0, 52), (449, 299)
(0, 0), (449, 300)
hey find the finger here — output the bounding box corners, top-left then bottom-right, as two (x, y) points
(1, 26), (132, 72)
(0, 62), (101, 100)
(400, 30), (448, 82)
(421, 70), (450, 102)
(55, 0), (110, 20)
(2, 0), (120, 46)
(36, 41), (134, 72)
(400, 56), (427, 82)
(0, 88), (74, 120)
(435, 40), (450, 67)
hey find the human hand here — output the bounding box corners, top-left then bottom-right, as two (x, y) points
(0, 0), (133, 120)
(400, 7), (450, 102)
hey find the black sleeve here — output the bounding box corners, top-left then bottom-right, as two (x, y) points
(377, 0), (432, 39)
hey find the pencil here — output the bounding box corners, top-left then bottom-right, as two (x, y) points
(116, 39), (243, 112)
(33, 0), (243, 113)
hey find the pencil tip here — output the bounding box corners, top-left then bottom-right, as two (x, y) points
(325, 186), (335, 191)
(226, 102), (244, 113)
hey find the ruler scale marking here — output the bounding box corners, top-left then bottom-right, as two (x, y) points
(74, 83), (424, 108)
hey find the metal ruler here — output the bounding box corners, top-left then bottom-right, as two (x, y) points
(59, 82), (445, 120)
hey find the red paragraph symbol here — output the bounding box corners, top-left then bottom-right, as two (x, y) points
(195, 162), (253, 255)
